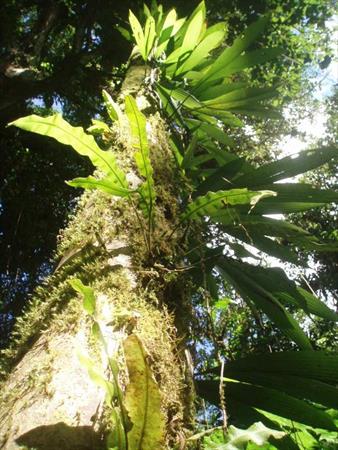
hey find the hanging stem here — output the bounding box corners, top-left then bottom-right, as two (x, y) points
(219, 358), (227, 434)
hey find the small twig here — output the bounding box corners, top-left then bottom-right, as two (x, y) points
(153, 262), (198, 273)
(187, 426), (222, 441)
(300, 274), (317, 296)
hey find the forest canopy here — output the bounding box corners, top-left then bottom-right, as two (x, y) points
(0, 0), (336, 340)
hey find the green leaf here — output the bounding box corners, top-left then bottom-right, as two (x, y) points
(228, 241), (259, 260)
(217, 259), (312, 349)
(158, 8), (177, 38)
(155, 10), (185, 57)
(229, 263), (338, 321)
(129, 10), (146, 59)
(234, 146), (338, 186)
(222, 371), (338, 409)
(198, 82), (248, 102)
(163, 85), (204, 110)
(9, 113), (128, 191)
(295, 287), (338, 321)
(159, 85), (246, 125)
(198, 140), (237, 166)
(181, 1), (205, 49)
(174, 22), (227, 75)
(106, 409), (127, 450)
(116, 25), (132, 42)
(69, 278), (96, 315)
(211, 351), (338, 383)
(87, 119), (110, 135)
(254, 410), (323, 449)
(181, 189), (276, 221)
(197, 380), (336, 431)
(249, 184), (338, 214)
(198, 356), (338, 445)
(169, 136), (183, 166)
(195, 16), (270, 88)
(225, 227), (301, 265)
(67, 175), (131, 197)
(165, 1), (206, 65)
(102, 89), (123, 123)
(123, 334), (165, 450)
(186, 118), (235, 147)
(125, 95), (156, 220)
(218, 47), (282, 79)
(217, 213), (337, 253)
(77, 351), (115, 404)
(198, 109), (244, 126)
(203, 422), (285, 450)
(143, 4), (152, 18)
(170, 86), (245, 123)
(155, 83), (182, 122)
(227, 183), (338, 215)
(181, 134), (199, 168)
(194, 158), (252, 196)
(144, 15), (156, 57)
(218, 213), (312, 236)
(203, 87), (277, 110)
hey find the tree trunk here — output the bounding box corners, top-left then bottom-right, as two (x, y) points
(0, 66), (195, 449)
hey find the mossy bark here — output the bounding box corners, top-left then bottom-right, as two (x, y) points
(0, 68), (196, 449)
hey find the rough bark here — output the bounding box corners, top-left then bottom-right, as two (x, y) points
(0, 72), (195, 449)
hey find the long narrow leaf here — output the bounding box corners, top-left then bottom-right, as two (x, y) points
(203, 87), (277, 109)
(225, 227), (301, 265)
(70, 278), (96, 315)
(181, 134), (199, 168)
(219, 47), (282, 79)
(77, 351), (115, 404)
(123, 335), (165, 450)
(67, 175), (132, 197)
(125, 96), (156, 220)
(198, 82), (248, 102)
(165, 1), (206, 65)
(155, 12), (185, 57)
(250, 184), (338, 214)
(217, 213), (338, 252)
(234, 146), (338, 186)
(144, 15), (156, 57)
(102, 89), (123, 123)
(210, 350), (338, 383)
(195, 16), (269, 88)
(197, 380), (336, 431)
(129, 10), (146, 59)
(181, 189), (276, 221)
(186, 118), (235, 147)
(221, 259), (338, 321)
(194, 159), (252, 196)
(175, 22), (227, 75)
(217, 258), (312, 349)
(9, 114), (128, 191)
(222, 371), (338, 409)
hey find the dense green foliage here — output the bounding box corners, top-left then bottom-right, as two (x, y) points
(0, 0), (335, 348)
(8, 2), (338, 447)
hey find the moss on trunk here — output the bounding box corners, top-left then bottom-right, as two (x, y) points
(0, 88), (197, 448)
